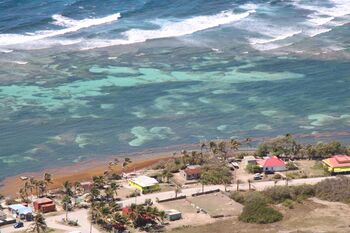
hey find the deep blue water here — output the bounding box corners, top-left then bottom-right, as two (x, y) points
(0, 0), (350, 180)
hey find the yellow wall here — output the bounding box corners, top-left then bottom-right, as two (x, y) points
(128, 180), (160, 193)
(322, 160), (350, 173)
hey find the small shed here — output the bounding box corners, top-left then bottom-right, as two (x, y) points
(165, 209), (182, 221)
(33, 197), (56, 213)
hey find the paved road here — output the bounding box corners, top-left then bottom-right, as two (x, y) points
(119, 175), (347, 206)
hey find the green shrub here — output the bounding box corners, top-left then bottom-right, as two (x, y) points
(230, 191), (245, 204)
(273, 174), (282, 179)
(264, 186), (292, 203)
(286, 161), (298, 170)
(246, 164), (262, 174)
(282, 199), (294, 209)
(239, 192), (283, 224)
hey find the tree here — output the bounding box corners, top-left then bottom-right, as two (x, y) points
(92, 176), (106, 189)
(174, 187), (182, 198)
(62, 195), (72, 221)
(43, 173), (53, 196)
(0, 193), (4, 209)
(200, 163), (232, 192)
(256, 134), (300, 158)
(29, 213), (47, 233)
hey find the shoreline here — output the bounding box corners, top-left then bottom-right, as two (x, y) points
(0, 150), (177, 197)
(1, 130), (350, 197)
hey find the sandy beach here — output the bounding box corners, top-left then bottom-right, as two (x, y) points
(0, 151), (175, 197)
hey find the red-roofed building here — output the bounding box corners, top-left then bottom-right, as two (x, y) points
(33, 198), (56, 213)
(322, 155), (350, 174)
(181, 165), (201, 180)
(257, 156), (286, 172)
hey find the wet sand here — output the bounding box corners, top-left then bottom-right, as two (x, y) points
(0, 151), (176, 197)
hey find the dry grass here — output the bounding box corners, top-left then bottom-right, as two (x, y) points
(295, 160), (328, 177)
(168, 198), (350, 233)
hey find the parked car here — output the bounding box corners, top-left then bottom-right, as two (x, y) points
(253, 173), (262, 180)
(13, 222), (24, 228)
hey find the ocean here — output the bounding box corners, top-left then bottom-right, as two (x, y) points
(0, 0), (350, 180)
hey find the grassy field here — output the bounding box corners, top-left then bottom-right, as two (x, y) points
(295, 160), (328, 177)
(169, 199), (350, 233)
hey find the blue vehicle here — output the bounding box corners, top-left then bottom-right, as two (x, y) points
(13, 222), (24, 228)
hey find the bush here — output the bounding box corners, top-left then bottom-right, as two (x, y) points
(273, 174), (282, 180)
(282, 199), (294, 209)
(286, 162), (298, 170)
(5, 198), (19, 205)
(263, 185), (315, 203)
(264, 186), (292, 203)
(246, 164), (262, 174)
(230, 192), (245, 204)
(315, 177), (350, 203)
(239, 192), (283, 224)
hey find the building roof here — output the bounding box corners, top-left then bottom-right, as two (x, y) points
(8, 204), (26, 211)
(243, 156), (256, 161)
(184, 165), (201, 175)
(165, 209), (181, 215)
(9, 204), (32, 215)
(18, 207), (32, 215)
(34, 197), (53, 204)
(257, 156), (285, 167)
(130, 175), (158, 187)
(323, 155), (350, 168)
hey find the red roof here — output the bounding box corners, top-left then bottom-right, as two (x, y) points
(324, 155), (350, 168)
(257, 156), (285, 168)
(34, 198), (53, 205)
(184, 166), (201, 176)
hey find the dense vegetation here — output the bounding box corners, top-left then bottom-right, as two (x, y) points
(239, 192), (283, 224)
(315, 176), (350, 203)
(256, 134), (350, 159)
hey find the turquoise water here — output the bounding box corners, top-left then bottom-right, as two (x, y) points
(0, 0), (350, 180)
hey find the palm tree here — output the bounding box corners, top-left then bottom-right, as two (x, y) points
(236, 179), (242, 191)
(122, 158), (132, 173)
(62, 195), (71, 221)
(43, 173), (53, 196)
(162, 170), (173, 183)
(174, 187), (181, 198)
(29, 213), (47, 233)
(248, 179), (252, 190)
(29, 177), (38, 197)
(92, 176), (106, 189)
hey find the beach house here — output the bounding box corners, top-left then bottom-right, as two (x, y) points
(128, 175), (160, 193)
(33, 197), (56, 213)
(322, 155), (350, 174)
(181, 165), (201, 180)
(257, 156), (287, 173)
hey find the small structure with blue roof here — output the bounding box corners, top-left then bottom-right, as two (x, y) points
(8, 204), (33, 221)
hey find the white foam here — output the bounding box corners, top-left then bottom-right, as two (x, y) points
(0, 49), (13, 53)
(81, 10), (254, 50)
(0, 13), (121, 47)
(12, 61), (28, 65)
(250, 30), (302, 45)
(305, 28), (332, 37)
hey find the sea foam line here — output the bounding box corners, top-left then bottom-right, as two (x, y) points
(80, 10), (254, 50)
(0, 13), (121, 46)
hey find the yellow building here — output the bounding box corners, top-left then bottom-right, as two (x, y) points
(128, 175), (160, 194)
(322, 155), (350, 174)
